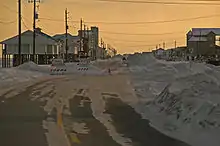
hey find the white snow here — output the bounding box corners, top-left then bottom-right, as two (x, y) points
(0, 62), (50, 88)
(126, 53), (220, 146)
(0, 61), (109, 90)
(2, 54), (220, 146)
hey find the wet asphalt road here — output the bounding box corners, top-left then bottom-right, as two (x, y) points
(0, 77), (190, 146)
(0, 81), (48, 146)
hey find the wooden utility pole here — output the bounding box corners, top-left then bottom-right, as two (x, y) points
(84, 24), (86, 38)
(83, 24), (86, 54)
(79, 18), (83, 52)
(18, 0), (21, 65)
(28, 0), (40, 62)
(65, 8), (68, 62)
(163, 42), (165, 49)
(87, 26), (90, 56)
(33, 0), (36, 62)
(174, 40), (177, 49)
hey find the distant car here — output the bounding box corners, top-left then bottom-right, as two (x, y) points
(50, 59), (67, 75)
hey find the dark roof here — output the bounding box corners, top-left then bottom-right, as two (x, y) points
(53, 33), (78, 40)
(188, 28), (220, 36)
(0, 30), (58, 44)
(36, 31), (58, 42)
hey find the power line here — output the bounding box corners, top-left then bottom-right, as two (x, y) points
(85, 14), (220, 24)
(39, 13), (220, 25)
(2, 4), (18, 13)
(0, 20), (17, 24)
(39, 17), (78, 23)
(95, 0), (220, 5)
(1, 3), (31, 23)
(109, 39), (183, 47)
(21, 18), (30, 30)
(103, 36), (184, 43)
(100, 30), (185, 36)
(61, 0), (220, 5)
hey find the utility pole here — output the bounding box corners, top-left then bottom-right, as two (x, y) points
(163, 42), (165, 49)
(30, 0), (37, 63)
(83, 24), (86, 55)
(33, 0), (36, 62)
(101, 38), (103, 48)
(28, 0), (40, 62)
(84, 24), (86, 38)
(79, 18), (83, 53)
(65, 8), (68, 62)
(18, 0), (21, 65)
(87, 26), (90, 57)
(174, 40), (177, 49)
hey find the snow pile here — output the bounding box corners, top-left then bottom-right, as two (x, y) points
(92, 57), (128, 75)
(0, 62), (50, 88)
(17, 61), (50, 73)
(0, 67), (46, 87)
(127, 53), (220, 146)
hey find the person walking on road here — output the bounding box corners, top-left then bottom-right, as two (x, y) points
(108, 68), (111, 75)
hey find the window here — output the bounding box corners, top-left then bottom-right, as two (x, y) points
(215, 36), (220, 46)
(53, 45), (58, 54)
(22, 44), (30, 54)
(47, 45), (53, 54)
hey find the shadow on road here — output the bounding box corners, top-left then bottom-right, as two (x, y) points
(104, 98), (190, 146)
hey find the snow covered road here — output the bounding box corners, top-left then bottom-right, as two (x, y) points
(0, 74), (189, 146)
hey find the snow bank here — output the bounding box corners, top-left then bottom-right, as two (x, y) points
(92, 57), (128, 75)
(0, 62), (50, 88)
(127, 53), (220, 146)
(17, 61), (50, 73)
(0, 68), (46, 87)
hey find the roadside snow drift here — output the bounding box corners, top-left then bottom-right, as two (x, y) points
(127, 53), (220, 146)
(0, 62), (49, 87)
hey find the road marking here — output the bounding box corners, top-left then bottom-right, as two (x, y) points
(57, 107), (63, 128)
(69, 133), (81, 144)
(57, 106), (72, 146)
(57, 105), (81, 145)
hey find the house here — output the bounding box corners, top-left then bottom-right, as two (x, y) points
(153, 48), (165, 59)
(164, 46), (187, 60)
(186, 28), (220, 58)
(53, 33), (79, 61)
(0, 28), (60, 67)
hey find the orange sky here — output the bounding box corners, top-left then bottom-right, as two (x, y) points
(0, 0), (220, 54)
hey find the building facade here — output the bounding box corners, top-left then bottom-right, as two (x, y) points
(78, 26), (99, 60)
(53, 33), (79, 61)
(1, 29), (60, 67)
(187, 28), (220, 58)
